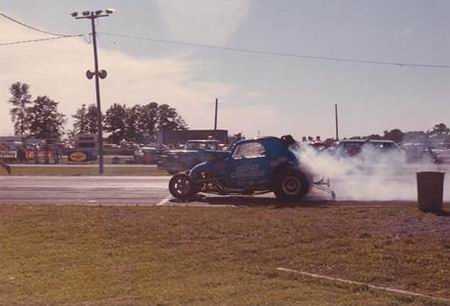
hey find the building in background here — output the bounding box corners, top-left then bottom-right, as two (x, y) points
(157, 129), (228, 146)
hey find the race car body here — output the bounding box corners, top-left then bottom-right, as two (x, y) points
(168, 135), (332, 201)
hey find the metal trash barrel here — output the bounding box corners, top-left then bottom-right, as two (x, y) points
(416, 171), (445, 213)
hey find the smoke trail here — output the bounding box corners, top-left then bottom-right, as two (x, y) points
(293, 143), (449, 201)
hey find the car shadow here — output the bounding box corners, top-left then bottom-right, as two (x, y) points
(434, 209), (450, 217)
(170, 194), (331, 208)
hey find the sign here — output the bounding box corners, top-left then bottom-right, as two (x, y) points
(0, 151), (17, 159)
(69, 151), (88, 162)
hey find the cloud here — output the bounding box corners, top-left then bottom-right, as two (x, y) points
(155, 0), (250, 45)
(0, 18), (238, 136)
(0, 5), (335, 140)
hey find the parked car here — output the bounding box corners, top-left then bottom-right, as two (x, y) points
(168, 135), (334, 201)
(134, 145), (167, 164)
(432, 143), (450, 163)
(158, 140), (225, 174)
(334, 139), (403, 160)
(401, 142), (439, 163)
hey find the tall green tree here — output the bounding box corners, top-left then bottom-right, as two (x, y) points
(137, 102), (159, 141)
(86, 104), (99, 134)
(72, 104), (89, 135)
(27, 96), (66, 139)
(125, 105), (142, 143)
(104, 103), (127, 144)
(157, 104), (187, 131)
(428, 123), (450, 136)
(383, 129), (404, 143)
(72, 103), (99, 135)
(8, 81), (32, 137)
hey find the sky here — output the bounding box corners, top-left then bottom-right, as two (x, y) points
(1, 0), (449, 140)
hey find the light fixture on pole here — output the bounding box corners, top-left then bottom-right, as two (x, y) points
(71, 9), (115, 175)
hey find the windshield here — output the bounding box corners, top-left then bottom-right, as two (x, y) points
(369, 142), (397, 150)
(232, 142), (266, 159)
(185, 141), (218, 150)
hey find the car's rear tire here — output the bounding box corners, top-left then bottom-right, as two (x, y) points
(169, 173), (198, 200)
(274, 169), (310, 202)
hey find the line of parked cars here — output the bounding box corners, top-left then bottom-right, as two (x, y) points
(149, 137), (450, 176)
(312, 138), (449, 164)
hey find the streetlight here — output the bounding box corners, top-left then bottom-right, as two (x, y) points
(71, 9), (115, 175)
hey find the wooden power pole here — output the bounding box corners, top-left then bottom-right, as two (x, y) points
(214, 98), (218, 130)
(335, 104), (339, 141)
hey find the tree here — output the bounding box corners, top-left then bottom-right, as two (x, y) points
(428, 123), (450, 136)
(383, 129), (404, 143)
(27, 96), (66, 139)
(125, 105), (142, 143)
(137, 102), (159, 141)
(367, 134), (383, 140)
(8, 81), (32, 137)
(72, 104), (89, 135)
(157, 104), (187, 131)
(86, 104), (99, 134)
(104, 103), (127, 144)
(65, 128), (78, 146)
(72, 103), (99, 135)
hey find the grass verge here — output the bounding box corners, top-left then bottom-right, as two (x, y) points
(0, 204), (448, 305)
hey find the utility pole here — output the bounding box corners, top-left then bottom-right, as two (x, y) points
(214, 98), (218, 130)
(335, 104), (339, 141)
(71, 9), (115, 175)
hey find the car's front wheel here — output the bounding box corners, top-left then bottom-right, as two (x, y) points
(169, 173), (198, 200)
(274, 169), (310, 202)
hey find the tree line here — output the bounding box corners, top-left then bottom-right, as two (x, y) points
(351, 124), (450, 144)
(70, 102), (187, 144)
(7, 82), (187, 144)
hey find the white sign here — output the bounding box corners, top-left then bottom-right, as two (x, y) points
(0, 151), (17, 159)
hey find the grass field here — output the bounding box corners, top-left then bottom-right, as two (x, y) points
(0, 203), (448, 305)
(0, 166), (168, 176)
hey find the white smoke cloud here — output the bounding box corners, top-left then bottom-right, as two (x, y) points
(295, 143), (449, 202)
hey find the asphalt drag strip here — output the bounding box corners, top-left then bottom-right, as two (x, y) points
(0, 176), (170, 206)
(0, 175), (446, 208)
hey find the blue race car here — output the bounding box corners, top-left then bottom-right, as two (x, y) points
(168, 135), (330, 201)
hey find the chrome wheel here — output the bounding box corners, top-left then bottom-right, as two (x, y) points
(169, 174), (195, 200)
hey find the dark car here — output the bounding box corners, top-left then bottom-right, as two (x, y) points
(134, 145), (167, 164)
(431, 144), (450, 164)
(168, 135), (333, 201)
(334, 139), (403, 159)
(401, 142), (439, 163)
(158, 140), (225, 174)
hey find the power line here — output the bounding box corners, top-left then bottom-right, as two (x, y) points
(1, 11), (448, 70)
(99, 31), (450, 70)
(0, 35), (83, 47)
(0, 11), (76, 37)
